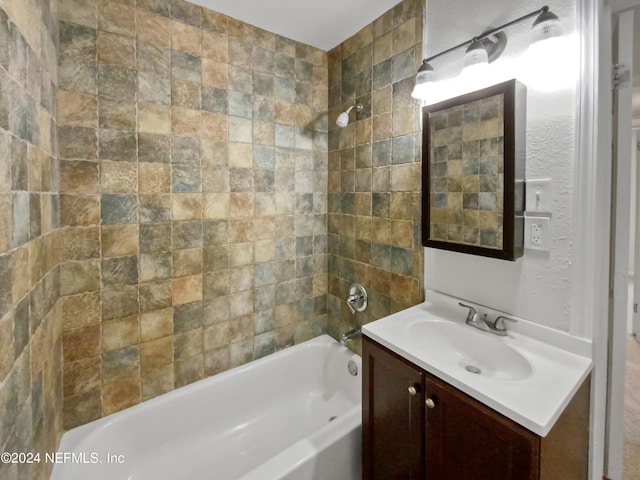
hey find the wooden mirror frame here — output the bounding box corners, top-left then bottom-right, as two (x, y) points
(421, 79), (526, 261)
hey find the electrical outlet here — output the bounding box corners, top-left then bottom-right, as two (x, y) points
(524, 217), (550, 251)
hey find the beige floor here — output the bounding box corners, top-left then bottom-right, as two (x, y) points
(623, 335), (640, 479)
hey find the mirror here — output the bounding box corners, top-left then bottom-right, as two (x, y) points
(421, 79), (526, 261)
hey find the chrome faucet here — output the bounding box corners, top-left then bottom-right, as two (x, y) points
(340, 327), (362, 345)
(458, 302), (517, 336)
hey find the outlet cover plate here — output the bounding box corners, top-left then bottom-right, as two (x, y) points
(524, 216), (550, 251)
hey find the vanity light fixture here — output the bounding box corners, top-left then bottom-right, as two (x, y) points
(411, 5), (562, 100)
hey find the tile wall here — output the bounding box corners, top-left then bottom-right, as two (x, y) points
(57, 0), (329, 428)
(0, 0), (64, 478)
(327, 0), (425, 348)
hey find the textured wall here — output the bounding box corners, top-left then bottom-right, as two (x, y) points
(57, 0), (328, 429)
(423, 0), (578, 332)
(0, 0), (64, 479)
(327, 0), (425, 351)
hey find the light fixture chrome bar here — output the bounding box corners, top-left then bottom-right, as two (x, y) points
(424, 5), (550, 63)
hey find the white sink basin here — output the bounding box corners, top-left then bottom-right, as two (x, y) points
(362, 291), (593, 436)
(407, 321), (532, 381)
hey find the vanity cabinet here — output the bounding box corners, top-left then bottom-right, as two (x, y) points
(362, 336), (590, 480)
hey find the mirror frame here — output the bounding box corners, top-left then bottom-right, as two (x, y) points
(421, 79), (526, 261)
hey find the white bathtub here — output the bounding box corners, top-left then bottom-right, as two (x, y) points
(52, 335), (362, 480)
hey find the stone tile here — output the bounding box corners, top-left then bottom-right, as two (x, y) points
(171, 20), (201, 57)
(62, 226), (101, 261)
(99, 97), (136, 131)
(138, 133), (171, 163)
(138, 102), (171, 133)
(172, 274), (203, 305)
(172, 79), (201, 110)
(102, 256), (138, 286)
(58, 58), (98, 95)
(99, 2), (136, 38)
(101, 224), (139, 257)
(138, 0), (170, 17)
(59, 0), (99, 28)
(98, 64), (136, 101)
(139, 223), (172, 252)
(58, 90), (98, 128)
(202, 58), (227, 88)
(141, 364), (174, 401)
(60, 194), (100, 227)
(171, 50), (201, 83)
(139, 252), (172, 283)
(102, 376), (140, 415)
(102, 285), (139, 320)
(173, 301), (203, 333)
(172, 193), (202, 221)
(173, 221), (203, 249)
(100, 160), (138, 193)
(170, 0), (202, 27)
(141, 308), (173, 342)
(174, 354), (203, 387)
(98, 30), (136, 69)
(171, 136), (201, 165)
(101, 194), (137, 224)
(201, 85), (227, 114)
(173, 248), (203, 277)
(228, 65), (252, 94)
(58, 125), (98, 160)
(59, 21), (97, 60)
(139, 163), (171, 193)
(99, 129), (137, 162)
(140, 280), (172, 312)
(171, 106), (201, 136)
(63, 389), (101, 430)
(60, 259), (100, 296)
(62, 324), (101, 362)
(63, 356), (101, 397)
(141, 336), (173, 371)
(136, 11), (171, 47)
(102, 315), (140, 351)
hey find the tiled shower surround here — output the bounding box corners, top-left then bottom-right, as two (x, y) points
(0, 0), (64, 479)
(327, 0), (425, 344)
(2, 0), (426, 460)
(57, 0), (330, 428)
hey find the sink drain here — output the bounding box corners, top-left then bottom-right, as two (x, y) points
(465, 365), (482, 375)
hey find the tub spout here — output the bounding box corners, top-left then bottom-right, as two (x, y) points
(340, 327), (361, 345)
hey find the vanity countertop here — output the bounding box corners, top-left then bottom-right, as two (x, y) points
(362, 290), (593, 436)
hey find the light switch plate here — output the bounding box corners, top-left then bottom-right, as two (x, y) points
(525, 179), (553, 214)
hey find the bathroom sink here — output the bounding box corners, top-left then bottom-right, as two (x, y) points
(361, 290), (593, 436)
(407, 321), (532, 381)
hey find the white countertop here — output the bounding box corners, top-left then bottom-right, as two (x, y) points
(362, 290), (593, 437)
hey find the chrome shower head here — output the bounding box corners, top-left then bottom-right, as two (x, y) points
(336, 103), (363, 128)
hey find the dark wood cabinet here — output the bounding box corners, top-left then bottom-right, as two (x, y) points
(362, 336), (590, 480)
(362, 335), (425, 480)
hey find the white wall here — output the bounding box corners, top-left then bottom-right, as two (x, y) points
(423, 0), (580, 333)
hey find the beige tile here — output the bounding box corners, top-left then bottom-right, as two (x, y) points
(173, 193), (202, 221)
(173, 274), (203, 305)
(102, 315), (140, 351)
(100, 160), (138, 193)
(138, 103), (171, 134)
(230, 193), (253, 217)
(98, 30), (136, 69)
(229, 242), (253, 267)
(202, 58), (228, 88)
(171, 20), (201, 56)
(58, 90), (98, 128)
(391, 163), (421, 192)
(141, 336), (173, 371)
(136, 10), (171, 47)
(141, 364), (174, 400)
(227, 142), (252, 168)
(60, 259), (101, 296)
(102, 376), (140, 415)
(203, 193), (229, 219)
(138, 163), (171, 193)
(200, 112), (227, 140)
(141, 308), (174, 342)
(62, 292), (101, 331)
(101, 224), (139, 257)
(60, 194), (101, 227)
(203, 321), (230, 351)
(63, 356), (101, 397)
(172, 107), (201, 136)
(62, 324), (101, 362)
(202, 30), (228, 62)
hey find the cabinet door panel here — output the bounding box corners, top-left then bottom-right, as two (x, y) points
(363, 338), (425, 480)
(425, 374), (539, 480)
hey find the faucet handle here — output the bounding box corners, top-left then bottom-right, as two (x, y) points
(458, 302), (477, 323)
(493, 315), (517, 331)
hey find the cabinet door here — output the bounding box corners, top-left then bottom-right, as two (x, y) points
(363, 337), (425, 480)
(425, 373), (540, 480)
